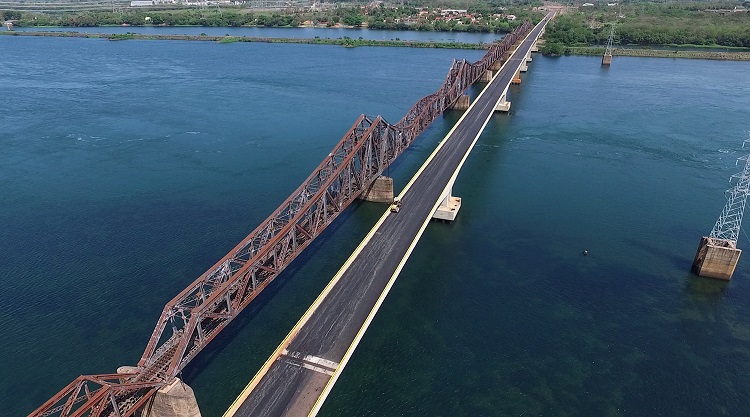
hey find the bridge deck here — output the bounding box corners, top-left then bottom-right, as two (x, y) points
(224, 14), (553, 417)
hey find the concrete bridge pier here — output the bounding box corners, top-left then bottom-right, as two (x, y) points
(141, 379), (202, 417)
(360, 176), (394, 203)
(511, 70), (522, 85)
(494, 93), (511, 112)
(432, 184), (461, 222)
(531, 41), (539, 52)
(479, 70), (494, 83)
(519, 59), (529, 72)
(692, 237), (741, 280)
(450, 94), (471, 110)
(525, 50), (533, 62)
(496, 52), (511, 70)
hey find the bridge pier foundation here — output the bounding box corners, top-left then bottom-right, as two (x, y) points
(692, 237), (741, 280)
(602, 53), (612, 66)
(479, 70), (494, 83)
(520, 61), (529, 72)
(116, 367), (202, 417)
(501, 51), (512, 62)
(526, 51), (533, 62)
(450, 94), (471, 111)
(360, 176), (394, 203)
(511, 70), (522, 85)
(433, 188), (461, 222)
(494, 94), (511, 112)
(142, 378), (202, 417)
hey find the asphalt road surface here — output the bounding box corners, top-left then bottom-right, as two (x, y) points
(226, 13), (554, 417)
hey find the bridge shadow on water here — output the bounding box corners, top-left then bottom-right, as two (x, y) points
(180, 197), (383, 385)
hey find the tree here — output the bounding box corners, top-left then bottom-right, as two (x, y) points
(540, 42), (566, 55)
(3, 10), (22, 20)
(342, 13), (364, 27)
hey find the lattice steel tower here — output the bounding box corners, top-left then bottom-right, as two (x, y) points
(693, 134), (750, 280)
(602, 23), (614, 66)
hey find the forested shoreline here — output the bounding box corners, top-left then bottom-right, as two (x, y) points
(3, 1), (749, 51)
(1, 2), (539, 33)
(540, 1), (750, 55)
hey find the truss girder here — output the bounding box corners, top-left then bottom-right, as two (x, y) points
(30, 374), (163, 417)
(30, 21), (533, 417)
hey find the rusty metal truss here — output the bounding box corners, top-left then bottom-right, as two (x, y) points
(29, 21), (533, 417)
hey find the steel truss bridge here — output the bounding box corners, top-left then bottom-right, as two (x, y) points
(30, 21), (533, 417)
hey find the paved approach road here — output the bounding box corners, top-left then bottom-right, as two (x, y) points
(225, 13), (554, 417)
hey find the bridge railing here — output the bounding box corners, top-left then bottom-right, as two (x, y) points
(29, 21), (533, 417)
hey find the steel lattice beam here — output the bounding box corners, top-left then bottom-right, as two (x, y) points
(29, 21), (533, 417)
(710, 152), (750, 243)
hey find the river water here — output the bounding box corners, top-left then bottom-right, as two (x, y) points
(2, 34), (750, 417)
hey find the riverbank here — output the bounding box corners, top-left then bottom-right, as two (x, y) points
(565, 46), (750, 61)
(4, 31), (750, 60)
(0, 30), (488, 49)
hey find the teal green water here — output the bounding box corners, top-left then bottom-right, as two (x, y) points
(2, 35), (750, 417)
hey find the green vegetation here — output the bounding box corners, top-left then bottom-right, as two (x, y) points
(107, 32), (136, 40)
(0, 30), (489, 49)
(566, 46), (750, 60)
(540, 41), (566, 55)
(6, 0), (748, 52)
(543, 1), (750, 51)
(218, 36), (242, 44)
(7, 1), (543, 33)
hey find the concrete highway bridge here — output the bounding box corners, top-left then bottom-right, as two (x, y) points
(29, 12), (553, 417)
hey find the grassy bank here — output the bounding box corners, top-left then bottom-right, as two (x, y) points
(0, 30), (487, 49)
(565, 46), (750, 61)
(5, 30), (749, 60)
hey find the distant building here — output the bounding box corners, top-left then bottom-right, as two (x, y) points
(131, 0), (154, 6)
(440, 9), (467, 16)
(506, 14), (517, 20)
(582, 2), (594, 6)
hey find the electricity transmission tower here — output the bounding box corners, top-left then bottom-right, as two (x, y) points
(710, 136), (750, 242)
(692, 133), (750, 280)
(602, 23), (614, 65)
